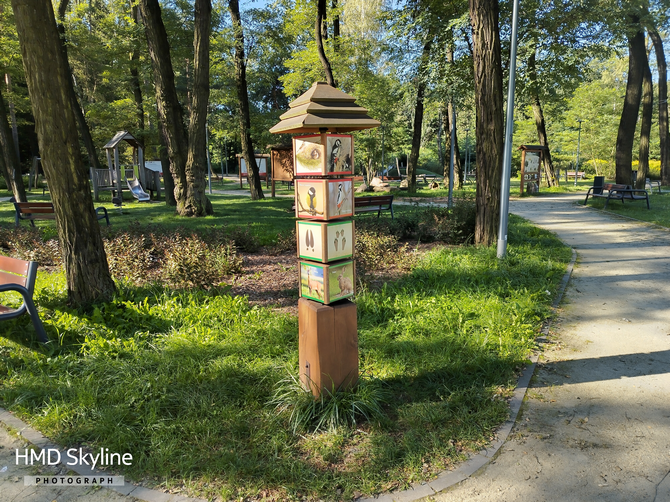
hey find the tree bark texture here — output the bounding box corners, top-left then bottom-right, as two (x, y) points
(182, 0), (213, 216)
(130, 4), (145, 131)
(159, 120), (177, 206)
(407, 40), (432, 194)
(649, 28), (669, 185)
(0, 85), (27, 201)
(470, 0), (503, 246)
(441, 104), (450, 180)
(56, 0), (103, 172)
(316, 0), (336, 87)
(637, 54), (653, 188)
(446, 36), (463, 188)
(448, 100), (463, 189)
(528, 49), (556, 187)
(332, 0), (340, 52)
(139, 0), (190, 210)
(11, 0), (115, 306)
(229, 0), (264, 200)
(615, 20), (645, 185)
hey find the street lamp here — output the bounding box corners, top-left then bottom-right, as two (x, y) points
(574, 119), (582, 187)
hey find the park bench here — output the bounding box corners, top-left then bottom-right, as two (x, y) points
(14, 202), (110, 227)
(584, 182), (650, 209)
(566, 171), (586, 180)
(355, 195), (394, 219)
(0, 255), (48, 343)
(646, 178), (662, 193)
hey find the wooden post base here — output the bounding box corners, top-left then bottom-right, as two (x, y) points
(298, 297), (358, 396)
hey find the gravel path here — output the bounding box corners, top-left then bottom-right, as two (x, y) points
(430, 194), (670, 502)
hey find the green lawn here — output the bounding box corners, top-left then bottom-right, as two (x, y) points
(0, 211), (572, 501)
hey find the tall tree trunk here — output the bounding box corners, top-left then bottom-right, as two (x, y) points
(470, 0), (504, 246)
(648, 28), (669, 185)
(0, 85), (27, 201)
(332, 0), (340, 52)
(615, 19), (645, 185)
(229, 0), (264, 200)
(407, 39), (432, 194)
(139, 0), (191, 211)
(446, 33), (463, 189)
(56, 0), (103, 171)
(448, 100), (463, 189)
(130, 4), (145, 131)
(182, 0), (213, 216)
(441, 104), (450, 180)
(159, 121), (176, 206)
(4, 74), (20, 162)
(11, 0), (115, 306)
(316, 0), (336, 87)
(528, 49), (557, 187)
(637, 51), (653, 188)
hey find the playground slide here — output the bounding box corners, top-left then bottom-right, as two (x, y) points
(127, 178), (150, 202)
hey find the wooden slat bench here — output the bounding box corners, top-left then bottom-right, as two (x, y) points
(14, 202), (110, 227)
(566, 171), (586, 180)
(584, 183), (650, 209)
(354, 195), (394, 219)
(0, 255), (48, 343)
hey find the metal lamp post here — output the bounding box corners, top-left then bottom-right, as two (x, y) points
(574, 119), (582, 187)
(496, 0), (521, 259)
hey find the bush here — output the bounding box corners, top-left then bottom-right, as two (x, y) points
(356, 197), (476, 245)
(0, 227), (62, 267)
(163, 234), (240, 289)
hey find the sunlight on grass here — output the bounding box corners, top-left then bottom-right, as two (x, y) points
(0, 215), (571, 501)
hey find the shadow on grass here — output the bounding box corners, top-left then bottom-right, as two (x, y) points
(0, 215), (572, 500)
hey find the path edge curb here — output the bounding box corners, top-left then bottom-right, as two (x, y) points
(359, 248), (578, 502)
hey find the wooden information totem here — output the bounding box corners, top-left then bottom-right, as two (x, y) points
(269, 82), (381, 398)
(295, 132), (358, 396)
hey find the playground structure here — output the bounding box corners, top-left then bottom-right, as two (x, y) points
(92, 131), (161, 202)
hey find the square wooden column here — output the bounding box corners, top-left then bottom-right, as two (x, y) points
(298, 298), (358, 396)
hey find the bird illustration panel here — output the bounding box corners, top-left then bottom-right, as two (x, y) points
(327, 179), (353, 218)
(326, 135), (353, 174)
(296, 179), (353, 220)
(295, 180), (326, 219)
(293, 134), (353, 176)
(294, 136), (326, 175)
